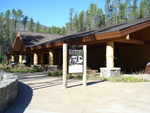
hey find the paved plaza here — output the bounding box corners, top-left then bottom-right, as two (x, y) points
(5, 72), (150, 113)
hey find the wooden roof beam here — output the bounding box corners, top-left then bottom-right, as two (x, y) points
(114, 39), (144, 45)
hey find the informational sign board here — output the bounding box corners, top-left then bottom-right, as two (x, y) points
(63, 44), (87, 88)
(68, 49), (83, 73)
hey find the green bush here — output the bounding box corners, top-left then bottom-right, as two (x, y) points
(0, 54), (6, 64)
(0, 64), (5, 69)
(4, 64), (43, 73)
(107, 76), (149, 82)
(48, 70), (62, 77)
(89, 75), (149, 83)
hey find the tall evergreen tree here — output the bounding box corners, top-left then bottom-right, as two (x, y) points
(125, 0), (132, 20)
(11, 9), (17, 33)
(130, 0), (138, 20)
(22, 16), (28, 31)
(139, 0), (150, 18)
(35, 21), (41, 32)
(89, 3), (100, 29)
(105, 0), (111, 25)
(28, 18), (34, 32)
(72, 13), (78, 33)
(96, 8), (104, 28)
(69, 8), (74, 34)
(0, 13), (4, 53)
(78, 11), (84, 32)
(85, 10), (91, 30)
(16, 9), (23, 30)
(119, 2), (126, 22)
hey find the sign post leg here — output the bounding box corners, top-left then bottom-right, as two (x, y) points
(83, 45), (87, 86)
(63, 44), (67, 88)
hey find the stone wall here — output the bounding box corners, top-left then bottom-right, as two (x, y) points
(0, 74), (18, 113)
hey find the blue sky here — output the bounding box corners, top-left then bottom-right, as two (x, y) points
(0, 0), (105, 27)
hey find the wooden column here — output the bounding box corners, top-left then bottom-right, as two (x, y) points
(106, 41), (114, 68)
(63, 44), (67, 88)
(11, 55), (14, 62)
(33, 53), (38, 65)
(49, 50), (53, 65)
(19, 55), (23, 64)
(6, 55), (9, 64)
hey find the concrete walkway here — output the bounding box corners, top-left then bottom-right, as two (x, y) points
(5, 72), (150, 113)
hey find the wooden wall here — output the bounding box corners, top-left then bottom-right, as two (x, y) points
(87, 46), (106, 70)
(119, 44), (150, 72)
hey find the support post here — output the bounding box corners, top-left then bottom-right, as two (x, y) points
(83, 45), (87, 86)
(33, 53), (38, 65)
(49, 50), (53, 65)
(63, 44), (67, 88)
(6, 55), (9, 64)
(11, 55), (14, 62)
(106, 41), (114, 68)
(100, 41), (120, 77)
(19, 55), (23, 64)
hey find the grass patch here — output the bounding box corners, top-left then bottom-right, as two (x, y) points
(107, 76), (149, 82)
(88, 75), (149, 83)
(47, 69), (149, 83)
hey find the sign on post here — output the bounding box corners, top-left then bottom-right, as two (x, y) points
(68, 49), (83, 73)
(63, 44), (87, 88)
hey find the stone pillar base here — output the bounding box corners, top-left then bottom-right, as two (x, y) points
(100, 67), (121, 78)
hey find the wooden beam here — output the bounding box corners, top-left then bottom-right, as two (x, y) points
(114, 39), (144, 45)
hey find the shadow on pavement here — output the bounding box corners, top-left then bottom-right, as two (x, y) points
(87, 80), (106, 86)
(67, 80), (105, 88)
(5, 82), (33, 113)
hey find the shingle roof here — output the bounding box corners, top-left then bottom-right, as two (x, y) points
(49, 17), (150, 43)
(20, 17), (150, 47)
(19, 31), (65, 47)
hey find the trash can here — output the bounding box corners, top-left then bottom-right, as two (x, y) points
(145, 62), (150, 74)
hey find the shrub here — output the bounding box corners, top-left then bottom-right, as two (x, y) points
(67, 73), (75, 78)
(94, 75), (149, 83)
(48, 70), (62, 77)
(0, 54), (6, 64)
(0, 64), (5, 69)
(4, 64), (43, 73)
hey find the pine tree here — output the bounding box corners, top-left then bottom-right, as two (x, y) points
(16, 9), (24, 30)
(105, 0), (111, 25)
(78, 11), (84, 32)
(130, 0), (138, 20)
(72, 13), (78, 33)
(112, 1), (118, 24)
(85, 10), (91, 30)
(139, 0), (150, 18)
(0, 13), (4, 53)
(69, 8), (74, 34)
(125, 0), (131, 20)
(119, 3), (126, 22)
(89, 3), (98, 29)
(22, 16), (28, 31)
(96, 8), (104, 28)
(28, 18), (34, 32)
(35, 21), (41, 32)
(11, 9), (17, 33)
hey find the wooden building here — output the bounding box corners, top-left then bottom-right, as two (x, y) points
(6, 17), (150, 73)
